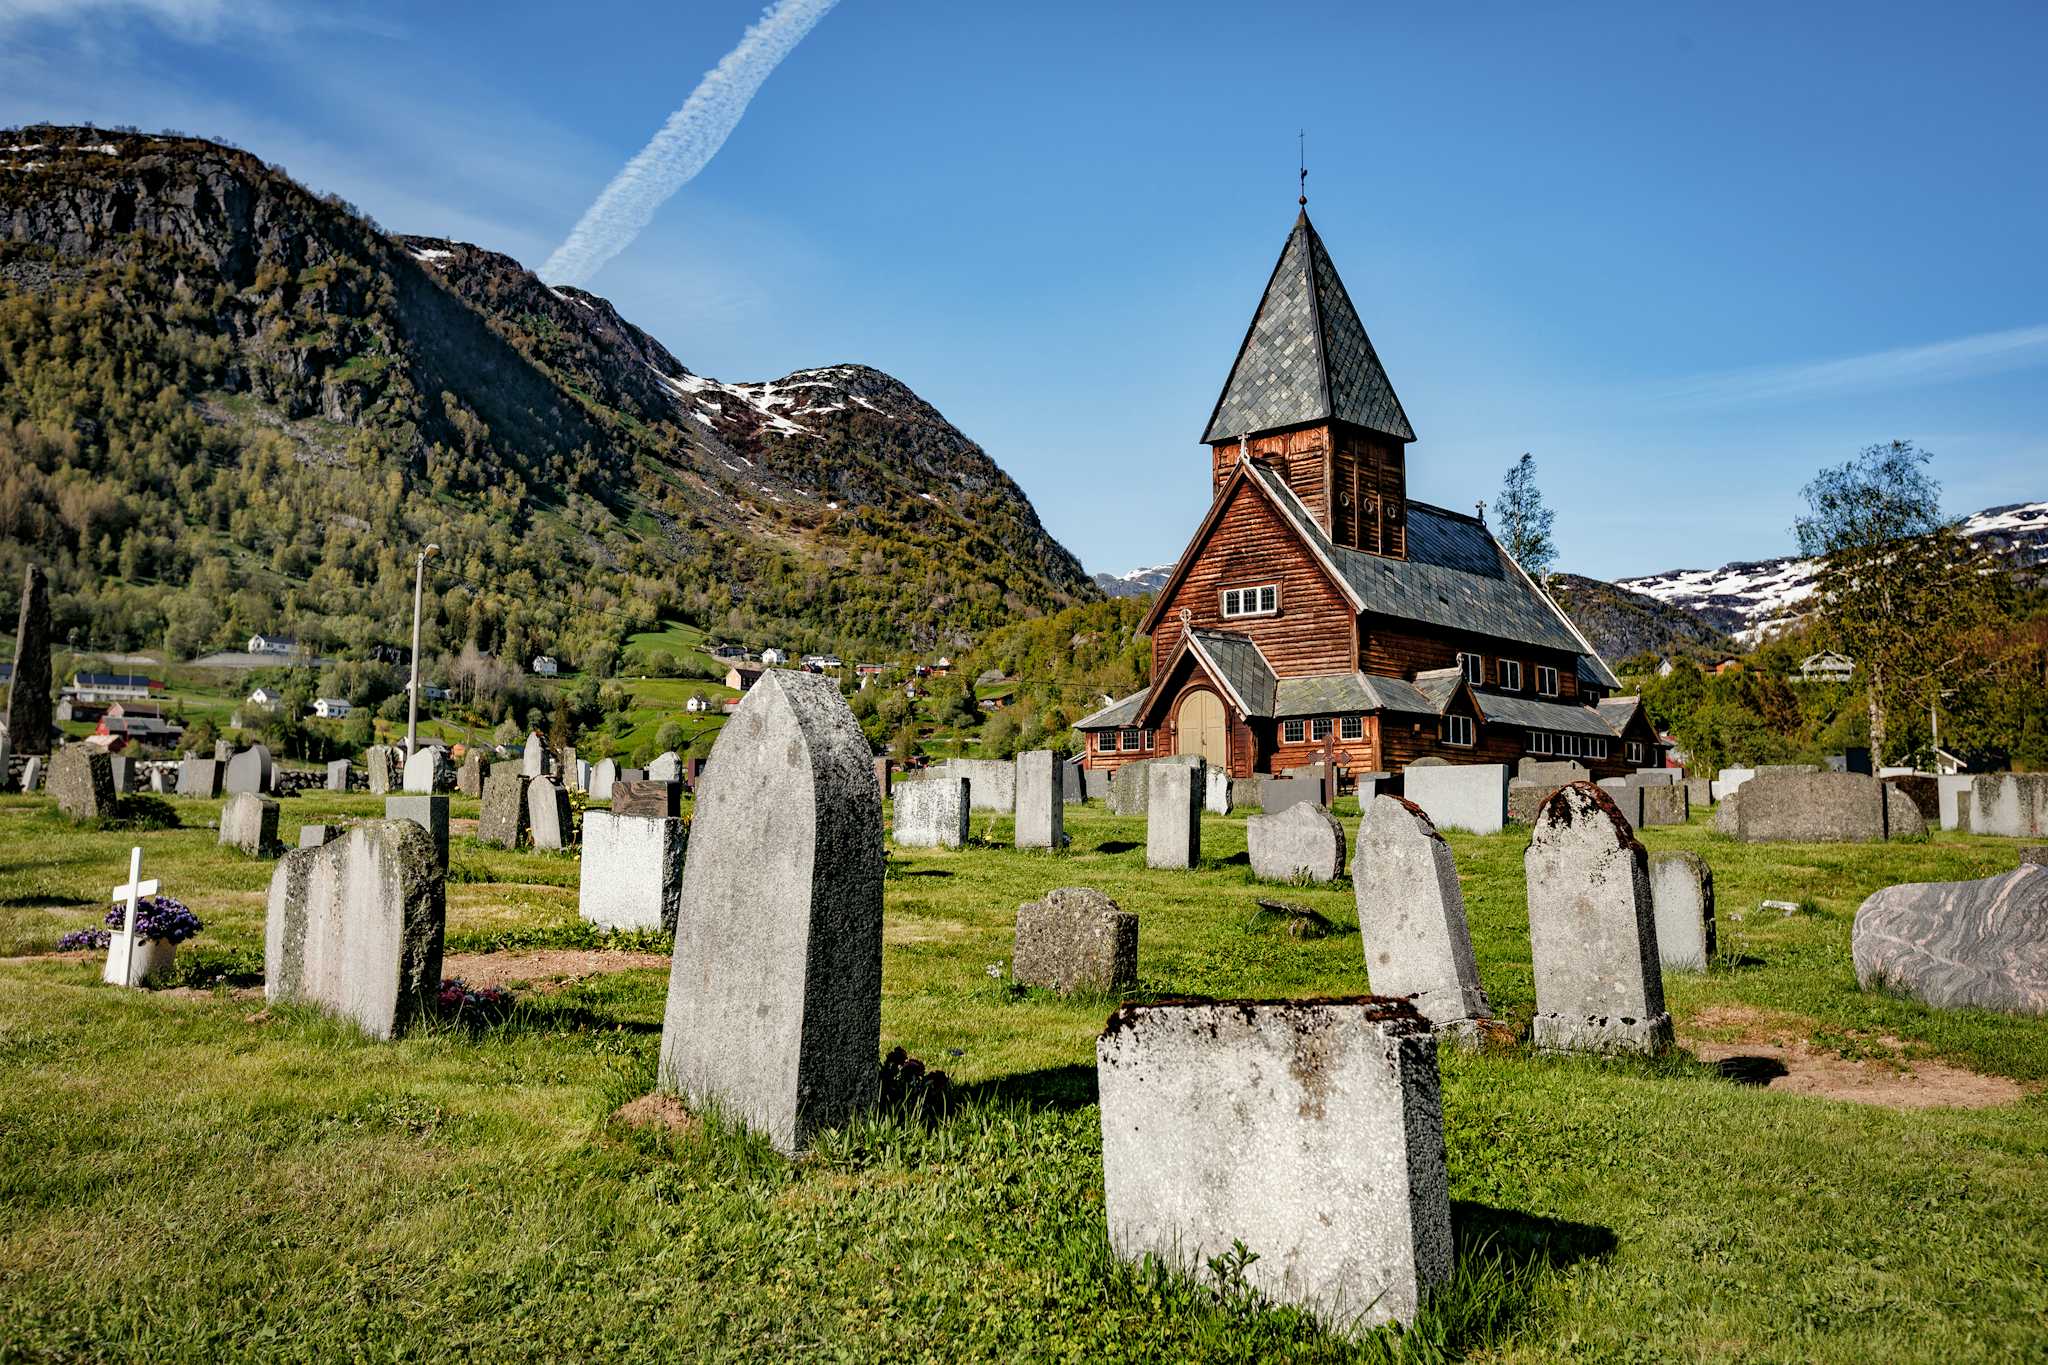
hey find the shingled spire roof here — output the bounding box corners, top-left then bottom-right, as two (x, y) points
(1201, 211), (1415, 445)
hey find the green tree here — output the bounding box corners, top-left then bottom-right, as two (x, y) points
(1492, 452), (1557, 580)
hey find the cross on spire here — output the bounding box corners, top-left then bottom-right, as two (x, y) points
(1298, 130), (1307, 207)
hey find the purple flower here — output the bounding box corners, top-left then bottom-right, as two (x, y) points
(105, 895), (203, 944)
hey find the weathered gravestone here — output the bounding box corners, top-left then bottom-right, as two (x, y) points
(620, 767), (647, 785)
(1258, 772), (1321, 816)
(218, 792), (280, 855)
(1109, 758), (1155, 817)
(299, 824), (340, 849)
(4, 564), (52, 755)
(647, 751), (682, 783)
(224, 745), (272, 797)
(177, 757), (223, 798)
(1712, 767), (1755, 803)
(1684, 777), (1713, 810)
(325, 759), (352, 793)
(1853, 864), (2047, 1016)
(364, 746), (401, 797)
(1596, 778), (1644, 830)
(1249, 802), (1346, 882)
(1967, 774), (2048, 839)
(1518, 759), (1589, 785)
(1882, 774), (1940, 824)
(561, 746), (579, 791)
(1061, 758), (1084, 805)
(149, 765), (170, 794)
(932, 757), (1015, 813)
(402, 746), (443, 794)
(1013, 887), (1136, 995)
(612, 779), (681, 819)
(1508, 781), (1564, 826)
(579, 810), (689, 933)
(1014, 749), (1064, 850)
(108, 755), (131, 795)
(1937, 774), (1973, 831)
(456, 752), (484, 798)
(657, 671), (883, 1155)
(1353, 795), (1490, 1038)
(1145, 761), (1202, 870)
(213, 739), (232, 763)
(587, 757), (619, 802)
(1402, 763), (1508, 836)
(1628, 769), (1679, 786)
(1204, 765), (1233, 815)
(873, 757), (892, 800)
(893, 777), (969, 849)
(48, 746), (114, 820)
(1641, 783), (1689, 827)
(523, 732), (547, 779)
(527, 777), (574, 851)
(384, 795), (449, 871)
(1096, 997), (1451, 1335)
(1648, 851), (1715, 972)
(19, 755), (41, 791)
(477, 768), (530, 848)
(1525, 783), (1672, 1054)
(264, 820), (445, 1040)
(1720, 770), (1923, 842)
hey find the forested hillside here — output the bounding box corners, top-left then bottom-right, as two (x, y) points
(0, 126), (1094, 673)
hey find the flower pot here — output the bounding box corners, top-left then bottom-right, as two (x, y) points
(103, 935), (176, 986)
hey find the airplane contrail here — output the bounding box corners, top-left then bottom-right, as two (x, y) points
(542, 0), (840, 286)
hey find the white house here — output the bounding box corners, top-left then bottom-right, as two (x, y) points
(1794, 650), (1854, 684)
(312, 697), (352, 719)
(686, 695), (709, 714)
(246, 687), (280, 710)
(248, 634), (297, 656)
(760, 647), (787, 667)
(531, 655), (559, 677)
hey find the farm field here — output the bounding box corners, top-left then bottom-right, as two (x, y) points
(0, 793), (2043, 1361)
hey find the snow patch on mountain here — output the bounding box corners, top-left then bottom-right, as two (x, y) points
(1092, 563), (1176, 599)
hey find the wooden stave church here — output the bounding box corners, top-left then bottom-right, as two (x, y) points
(1076, 208), (1660, 782)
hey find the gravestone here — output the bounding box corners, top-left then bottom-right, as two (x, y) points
(214, 739), (232, 763)
(1517, 758), (1589, 784)
(149, 766), (169, 794)
(893, 777), (969, 849)
(1061, 757), (1084, 805)
(576, 758), (591, 792)
(477, 768), (530, 848)
(1083, 766), (1113, 804)
(1014, 749), (1064, 850)
(299, 823), (340, 849)
(48, 746), (114, 820)
(932, 757), (1015, 813)
(384, 795), (450, 871)
(1526, 783), (1671, 1054)
(1684, 777), (1713, 810)
(1883, 774), (1940, 824)
(1258, 773), (1321, 816)
(657, 670), (883, 1155)
(873, 757), (892, 800)
(1404, 763), (1508, 835)
(1109, 758), (1154, 817)
(612, 779), (681, 819)
(1097, 998), (1450, 1336)
(1853, 864), (2047, 1015)
(224, 744), (272, 797)
(1712, 767), (1755, 802)
(4, 564), (52, 755)
(264, 820), (445, 1040)
(620, 767), (647, 785)
(325, 759), (352, 792)
(527, 777), (574, 850)
(1249, 802), (1346, 882)
(1145, 761), (1202, 870)
(108, 755), (131, 795)
(1649, 851), (1715, 972)
(1641, 783), (1689, 826)
(1012, 887), (1136, 995)
(177, 757), (222, 798)
(1353, 795), (1490, 1038)
(647, 751), (682, 783)
(1758, 764), (1821, 777)
(1204, 766), (1233, 815)
(579, 811), (689, 933)
(1508, 781), (1565, 826)
(402, 746), (442, 794)
(1937, 774), (1973, 831)
(562, 746), (580, 791)
(588, 758), (619, 802)
(0, 725), (8, 790)
(1597, 778), (1645, 829)
(1627, 769), (1679, 787)
(218, 792), (280, 855)
(523, 732), (546, 779)
(1967, 774), (2048, 839)
(1722, 770), (1918, 842)
(19, 755), (41, 791)
(365, 745), (400, 796)
(457, 752), (484, 798)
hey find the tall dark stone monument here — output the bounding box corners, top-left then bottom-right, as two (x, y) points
(5, 565), (52, 755)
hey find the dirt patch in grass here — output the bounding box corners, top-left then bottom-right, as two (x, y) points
(441, 948), (669, 993)
(612, 1092), (698, 1138)
(884, 917), (969, 945)
(1682, 1004), (2029, 1111)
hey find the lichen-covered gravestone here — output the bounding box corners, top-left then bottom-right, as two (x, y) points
(893, 777), (969, 849)
(1967, 774), (2048, 839)
(1249, 802), (1346, 882)
(657, 670), (883, 1155)
(264, 820), (445, 1040)
(325, 759), (352, 793)
(456, 752), (484, 798)
(178, 757), (222, 798)
(1353, 796), (1490, 1039)
(1014, 749), (1064, 850)
(1641, 784), (1689, 827)
(477, 768), (530, 848)
(218, 792), (280, 855)
(1525, 783), (1672, 1054)
(527, 777), (573, 850)
(1145, 761), (1202, 870)
(365, 745), (400, 797)
(4, 563), (52, 756)
(1096, 997), (1451, 1336)
(579, 810), (688, 932)
(647, 751), (682, 783)
(1013, 887), (1136, 994)
(1648, 851), (1715, 972)
(48, 746), (114, 820)
(1852, 864), (2047, 1016)
(1109, 758), (1154, 817)
(384, 795), (449, 871)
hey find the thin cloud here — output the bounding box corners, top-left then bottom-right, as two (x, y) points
(0, 0), (402, 40)
(1654, 323), (2048, 408)
(542, 0), (839, 286)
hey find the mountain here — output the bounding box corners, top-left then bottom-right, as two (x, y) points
(1544, 574), (1737, 663)
(1616, 500), (2048, 643)
(0, 125), (1094, 669)
(1091, 563), (1174, 599)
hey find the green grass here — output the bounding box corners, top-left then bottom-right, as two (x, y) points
(1, 794), (2044, 1361)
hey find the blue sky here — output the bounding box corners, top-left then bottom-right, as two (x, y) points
(4, 0), (2044, 580)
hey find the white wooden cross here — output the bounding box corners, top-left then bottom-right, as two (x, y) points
(110, 845), (159, 988)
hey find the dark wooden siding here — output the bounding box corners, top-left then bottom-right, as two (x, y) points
(1360, 618), (1585, 704)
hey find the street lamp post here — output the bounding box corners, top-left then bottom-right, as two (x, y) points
(405, 543), (440, 761)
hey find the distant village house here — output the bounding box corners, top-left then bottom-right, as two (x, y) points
(247, 634), (297, 656)
(1793, 650), (1854, 683)
(313, 697), (352, 719)
(530, 655), (559, 677)
(67, 671), (161, 703)
(725, 664), (766, 692)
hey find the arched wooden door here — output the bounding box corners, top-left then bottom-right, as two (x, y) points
(1176, 689), (1229, 770)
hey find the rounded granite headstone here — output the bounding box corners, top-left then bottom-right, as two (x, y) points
(1853, 865), (2047, 1016)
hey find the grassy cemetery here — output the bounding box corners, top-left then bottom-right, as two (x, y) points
(2, 723), (2044, 1362)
